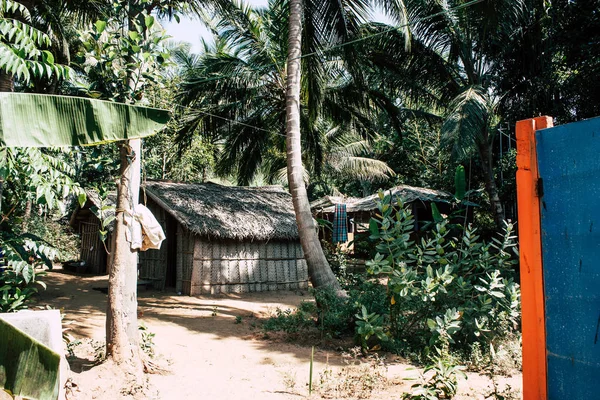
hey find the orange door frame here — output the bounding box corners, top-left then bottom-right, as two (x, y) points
(515, 116), (553, 400)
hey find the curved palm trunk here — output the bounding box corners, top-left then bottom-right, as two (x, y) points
(285, 0), (341, 292)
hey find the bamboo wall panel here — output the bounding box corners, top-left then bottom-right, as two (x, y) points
(176, 225), (194, 295)
(238, 242), (249, 293)
(138, 201), (168, 288)
(173, 235), (308, 294)
(79, 220), (107, 274)
(176, 224), (183, 293)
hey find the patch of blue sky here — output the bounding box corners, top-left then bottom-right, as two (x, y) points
(161, 0), (393, 54)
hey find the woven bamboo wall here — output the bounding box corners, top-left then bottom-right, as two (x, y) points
(138, 200), (168, 288)
(137, 197), (308, 295)
(79, 220), (108, 274)
(186, 239), (308, 295)
(177, 226), (195, 294)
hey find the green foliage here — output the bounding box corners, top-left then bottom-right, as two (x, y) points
(0, 267), (45, 312)
(262, 306), (314, 334)
(76, 1), (173, 102)
(262, 280), (389, 345)
(1, 148), (86, 215)
(138, 322), (155, 358)
(174, 1), (395, 186)
(0, 147), (84, 313)
(354, 305), (388, 352)
(0, 228), (53, 312)
(0, 0), (70, 83)
(26, 215), (80, 263)
(366, 193), (520, 352)
(403, 355), (466, 400)
(312, 287), (355, 337)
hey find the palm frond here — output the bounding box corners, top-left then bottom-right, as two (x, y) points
(442, 86), (493, 160)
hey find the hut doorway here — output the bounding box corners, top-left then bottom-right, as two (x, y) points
(80, 221), (107, 274)
(164, 214), (177, 288)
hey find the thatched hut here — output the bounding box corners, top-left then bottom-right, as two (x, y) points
(69, 191), (116, 274)
(311, 185), (460, 250)
(139, 181), (309, 295)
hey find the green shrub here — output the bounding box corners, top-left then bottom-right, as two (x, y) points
(313, 287), (355, 337)
(355, 305), (389, 351)
(403, 355), (466, 400)
(262, 306), (315, 334)
(26, 215), (80, 263)
(1, 229), (53, 312)
(366, 192), (520, 353)
(262, 281), (388, 342)
(0, 268), (46, 312)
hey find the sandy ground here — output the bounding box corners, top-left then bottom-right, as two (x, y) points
(33, 267), (522, 400)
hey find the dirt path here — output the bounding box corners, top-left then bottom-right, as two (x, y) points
(34, 268), (522, 400)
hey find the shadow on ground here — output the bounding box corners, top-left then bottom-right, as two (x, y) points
(35, 267), (350, 367)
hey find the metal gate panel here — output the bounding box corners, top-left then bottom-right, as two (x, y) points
(536, 116), (600, 399)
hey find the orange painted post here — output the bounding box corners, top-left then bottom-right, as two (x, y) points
(516, 116), (553, 400)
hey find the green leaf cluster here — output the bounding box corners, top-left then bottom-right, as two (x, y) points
(355, 304), (389, 352)
(0, 0), (69, 83)
(1, 148), (85, 313)
(76, 1), (173, 102)
(366, 192), (520, 352)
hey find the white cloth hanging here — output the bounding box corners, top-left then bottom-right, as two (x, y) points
(124, 204), (166, 251)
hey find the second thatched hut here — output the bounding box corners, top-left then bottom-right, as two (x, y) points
(138, 181), (309, 295)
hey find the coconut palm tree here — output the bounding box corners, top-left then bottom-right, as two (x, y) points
(351, 0), (528, 228)
(283, 0), (410, 290)
(175, 3), (393, 185)
(176, 0), (402, 290)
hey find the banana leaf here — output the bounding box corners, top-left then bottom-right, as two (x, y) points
(0, 93), (169, 147)
(0, 318), (60, 400)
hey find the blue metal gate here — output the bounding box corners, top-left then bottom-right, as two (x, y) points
(536, 116), (600, 398)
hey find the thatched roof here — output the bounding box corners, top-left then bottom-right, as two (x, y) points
(143, 181), (299, 242)
(311, 185), (453, 214)
(69, 190), (117, 230)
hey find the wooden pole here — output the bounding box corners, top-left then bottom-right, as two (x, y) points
(515, 116), (553, 400)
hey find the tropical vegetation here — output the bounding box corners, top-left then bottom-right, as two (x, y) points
(1, 0), (599, 397)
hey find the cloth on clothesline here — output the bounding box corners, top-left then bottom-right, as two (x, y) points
(332, 203), (348, 244)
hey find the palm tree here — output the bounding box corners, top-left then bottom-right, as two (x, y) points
(352, 0), (528, 228)
(283, 0), (410, 290)
(175, 3), (393, 185)
(176, 0), (401, 290)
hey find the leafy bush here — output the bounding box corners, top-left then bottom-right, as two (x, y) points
(27, 214), (80, 263)
(366, 192), (521, 353)
(403, 355), (466, 400)
(355, 305), (389, 351)
(262, 306), (315, 334)
(1, 229), (54, 312)
(262, 281), (388, 343)
(0, 267), (46, 312)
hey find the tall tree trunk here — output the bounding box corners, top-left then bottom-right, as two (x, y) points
(285, 0), (342, 292)
(106, 140), (143, 377)
(105, 0), (143, 378)
(0, 72), (14, 92)
(22, 200), (32, 232)
(478, 140), (505, 228)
